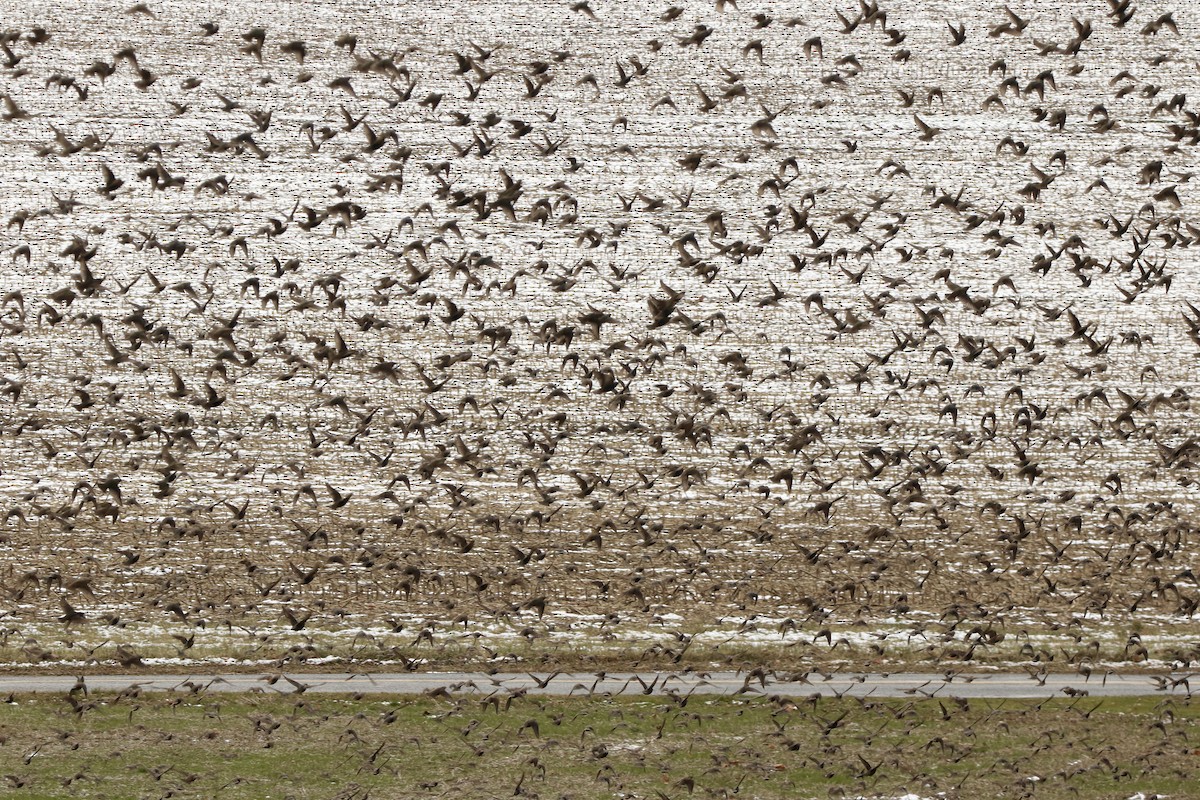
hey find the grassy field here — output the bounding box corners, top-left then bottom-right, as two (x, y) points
(0, 689), (1195, 799)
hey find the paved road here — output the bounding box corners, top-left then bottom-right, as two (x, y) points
(0, 671), (1192, 698)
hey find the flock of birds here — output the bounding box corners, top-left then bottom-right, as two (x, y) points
(0, 0), (1197, 668)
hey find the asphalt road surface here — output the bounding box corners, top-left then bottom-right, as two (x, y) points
(0, 671), (1192, 698)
